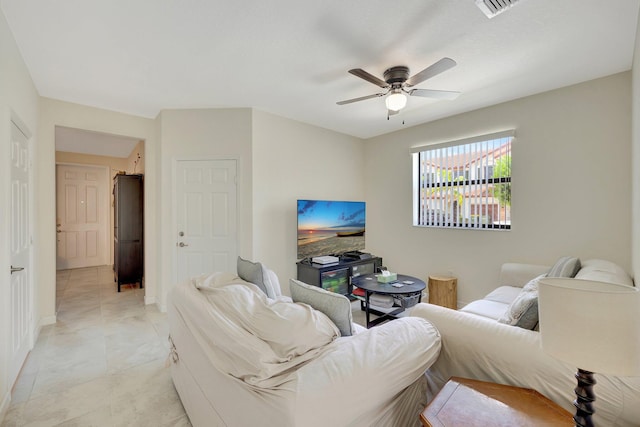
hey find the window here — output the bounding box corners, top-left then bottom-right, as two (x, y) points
(412, 130), (513, 230)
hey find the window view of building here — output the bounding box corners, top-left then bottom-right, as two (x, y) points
(412, 132), (513, 230)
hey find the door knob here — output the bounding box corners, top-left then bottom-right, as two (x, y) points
(11, 266), (24, 274)
(178, 242), (189, 247)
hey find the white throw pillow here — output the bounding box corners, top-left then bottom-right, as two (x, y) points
(498, 274), (546, 330)
(261, 265), (282, 299)
(289, 279), (354, 336)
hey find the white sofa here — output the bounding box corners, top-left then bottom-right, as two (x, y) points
(411, 259), (640, 427)
(168, 272), (442, 427)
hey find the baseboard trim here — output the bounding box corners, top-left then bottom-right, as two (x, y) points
(36, 315), (57, 338)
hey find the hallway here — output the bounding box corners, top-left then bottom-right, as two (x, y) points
(1, 266), (190, 426)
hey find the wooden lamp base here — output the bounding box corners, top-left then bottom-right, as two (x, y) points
(573, 368), (596, 427)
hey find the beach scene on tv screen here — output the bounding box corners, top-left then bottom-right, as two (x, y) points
(297, 200), (365, 259)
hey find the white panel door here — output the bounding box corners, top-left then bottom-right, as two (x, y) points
(176, 160), (237, 281)
(9, 121), (32, 388)
(56, 165), (108, 269)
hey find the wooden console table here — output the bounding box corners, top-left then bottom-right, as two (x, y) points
(420, 377), (572, 427)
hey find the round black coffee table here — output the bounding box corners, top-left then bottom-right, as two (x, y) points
(351, 274), (426, 328)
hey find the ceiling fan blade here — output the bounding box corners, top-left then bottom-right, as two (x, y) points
(336, 92), (385, 105)
(348, 69), (389, 88)
(405, 57), (457, 87)
(409, 88), (461, 100)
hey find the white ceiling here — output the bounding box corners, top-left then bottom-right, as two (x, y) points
(2, 0), (639, 139)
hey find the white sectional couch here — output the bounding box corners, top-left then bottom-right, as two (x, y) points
(168, 271), (442, 427)
(411, 259), (640, 427)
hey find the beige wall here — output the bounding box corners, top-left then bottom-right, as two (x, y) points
(252, 110), (366, 294)
(56, 151), (128, 172)
(38, 98), (158, 315)
(0, 8), (40, 416)
(157, 108), (253, 309)
(126, 140), (144, 174)
(365, 72), (632, 306)
(55, 151), (129, 266)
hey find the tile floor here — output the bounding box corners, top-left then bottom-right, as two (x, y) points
(1, 266), (190, 427)
(1, 266), (376, 427)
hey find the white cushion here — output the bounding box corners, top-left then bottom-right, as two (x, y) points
(575, 259), (634, 287)
(575, 270), (633, 287)
(483, 286), (522, 305)
(579, 258), (628, 275)
(460, 300), (509, 320)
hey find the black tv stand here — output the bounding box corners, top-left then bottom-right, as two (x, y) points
(296, 255), (382, 297)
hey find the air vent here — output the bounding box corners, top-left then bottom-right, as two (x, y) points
(475, 0), (522, 18)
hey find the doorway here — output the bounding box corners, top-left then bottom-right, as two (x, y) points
(54, 126), (145, 282)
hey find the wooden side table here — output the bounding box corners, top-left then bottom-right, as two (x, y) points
(428, 276), (457, 309)
(420, 377), (573, 427)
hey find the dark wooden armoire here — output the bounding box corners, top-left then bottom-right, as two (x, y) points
(113, 174), (144, 292)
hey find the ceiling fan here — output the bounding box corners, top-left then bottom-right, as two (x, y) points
(337, 57), (460, 115)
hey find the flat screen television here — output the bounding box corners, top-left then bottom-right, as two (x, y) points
(297, 199), (366, 260)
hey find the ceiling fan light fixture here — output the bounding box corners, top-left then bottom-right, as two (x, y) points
(385, 92), (407, 111)
(337, 57), (460, 112)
